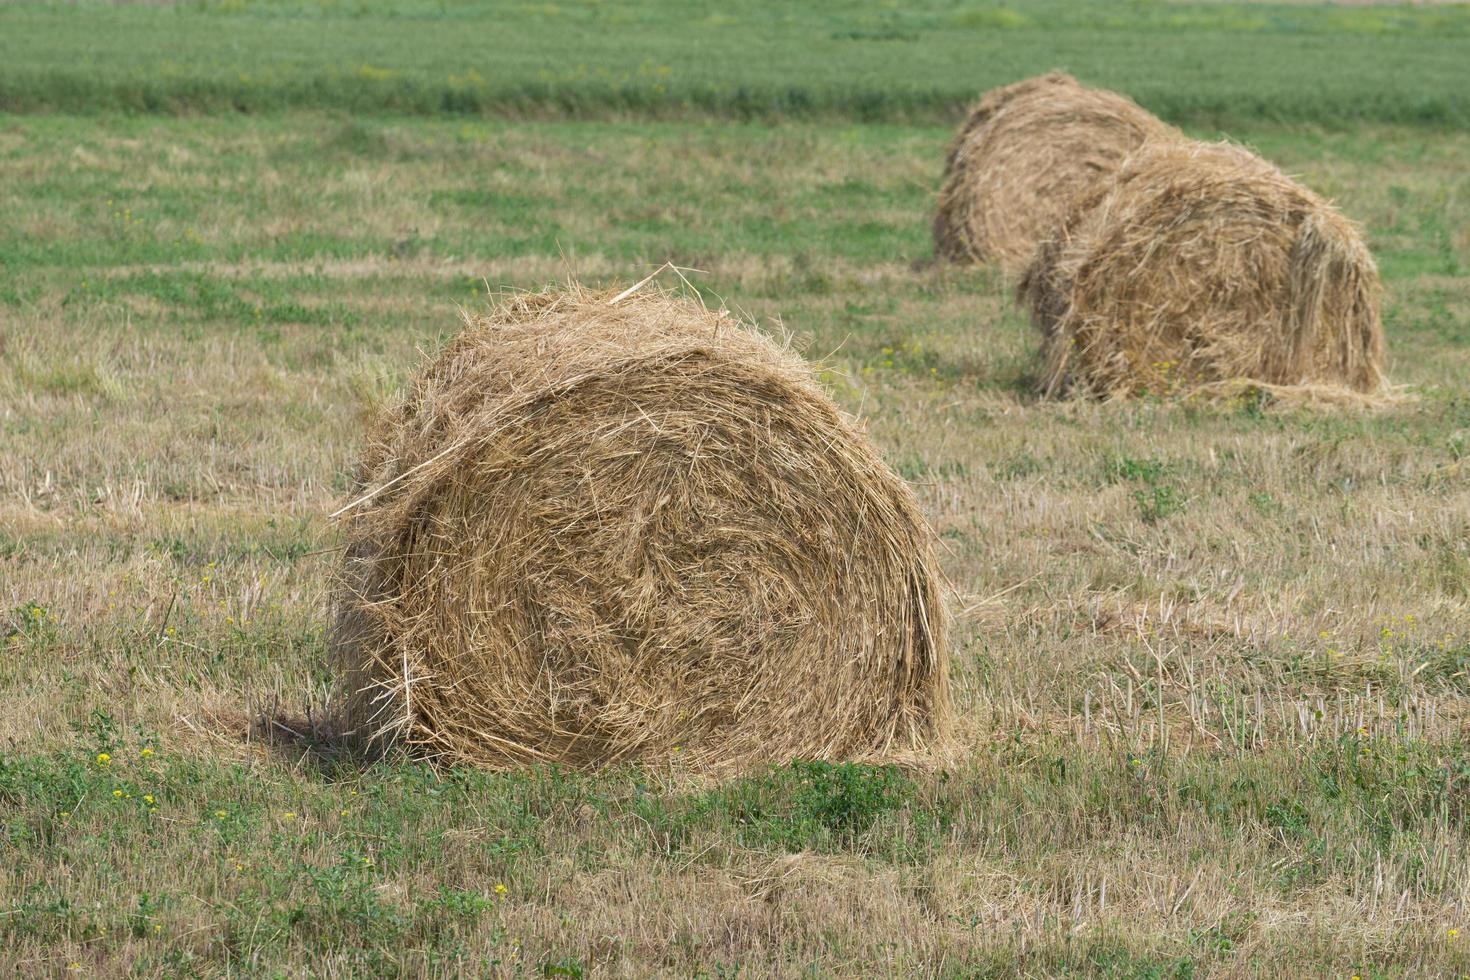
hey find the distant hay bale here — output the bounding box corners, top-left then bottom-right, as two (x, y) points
(1020, 141), (1387, 400)
(330, 284), (949, 771)
(932, 71), (1178, 276)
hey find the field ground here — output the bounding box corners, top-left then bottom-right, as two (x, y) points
(3, 2), (1470, 977)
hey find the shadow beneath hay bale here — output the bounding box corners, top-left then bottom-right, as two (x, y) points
(242, 695), (375, 771)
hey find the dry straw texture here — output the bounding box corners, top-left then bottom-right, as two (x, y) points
(1020, 140), (1388, 401)
(932, 71), (1178, 276)
(330, 284), (949, 772)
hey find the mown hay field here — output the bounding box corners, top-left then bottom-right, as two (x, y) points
(3, 3), (1470, 977)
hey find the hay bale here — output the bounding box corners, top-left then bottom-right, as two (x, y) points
(1019, 140), (1387, 400)
(330, 284), (949, 771)
(932, 71), (1178, 275)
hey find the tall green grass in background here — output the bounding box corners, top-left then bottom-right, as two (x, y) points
(2, 0), (1468, 125)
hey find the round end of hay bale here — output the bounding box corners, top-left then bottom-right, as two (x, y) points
(933, 72), (1178, 275)
(330, 285), (949, 771)
(1021, 140), (1387, 400)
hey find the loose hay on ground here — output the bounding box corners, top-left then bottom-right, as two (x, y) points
(932, 71), (1178, 276)
(330, 284), (949, 771)
(1020, 140), (1388, 401)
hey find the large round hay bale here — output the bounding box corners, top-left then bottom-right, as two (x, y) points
(932, 71), (1178, 276)
(330, 285), (949, 771)
(1019, 140), (1387, 400)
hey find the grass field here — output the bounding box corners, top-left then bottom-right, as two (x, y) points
(3, 2), (1470, 977)
(3, 0), (1470, 125)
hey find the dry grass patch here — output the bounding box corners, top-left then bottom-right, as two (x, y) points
(3, 116), (1468, 977)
